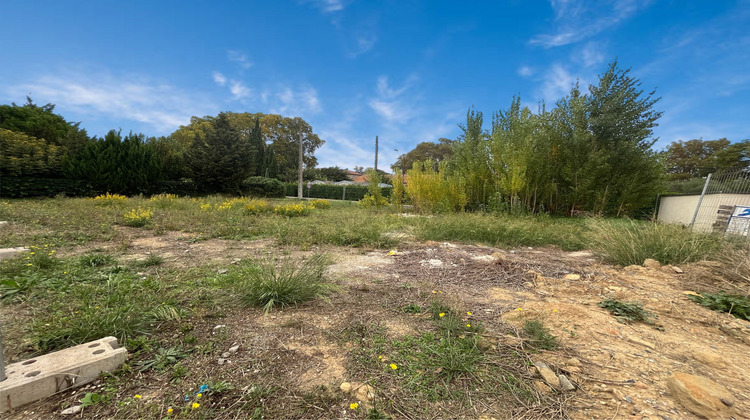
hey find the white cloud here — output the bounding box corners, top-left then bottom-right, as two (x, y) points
(212, 71), (227, 86)
(303, 0), (346, 13)
(227, 50), (253, 69)
(530, 0), (653, 48)
(270, 85), (322, 117)
(368, 76), (417, 124)
(348, 33), (377, 57)
(8, 72), (215, 133)
(577, 42), (606, 67)
(540, 64), (579, 102)
(518, 65), (534, 78)
(229, 80), (251, 99)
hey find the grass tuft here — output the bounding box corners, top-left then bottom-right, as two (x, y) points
(521, 320), (559, 351)
(599, 299), (657, 325)
(240, 254), (337, 313)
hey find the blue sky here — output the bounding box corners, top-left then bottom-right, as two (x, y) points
(1, 0), (748, 171)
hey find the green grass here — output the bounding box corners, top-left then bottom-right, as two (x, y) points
(522, 320), (559, 351)
(599, 299), (657, 325)
(588, 219), (721, 266)
(237, 254), (337, 312)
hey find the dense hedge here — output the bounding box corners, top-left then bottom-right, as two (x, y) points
(242, 177), (285, 197)
(285, 183), (392, 201)
(0, 176), (92, 198)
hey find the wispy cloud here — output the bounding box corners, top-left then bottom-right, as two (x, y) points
(7, 72), (216, 134)
(227, 50), (253, 69)
(302, 0), (346, 13)
(229, 80), (251, 99)
(530, 0), (653, 48)
(349, 33), (378, 57)
(576, 41), (606, 67)
(270, 85), (322, 116)
(212, 71), (227, 86)
(518, 65), (534, 78)
(539, 64), (583, 103)
(368, 75), (419, 124)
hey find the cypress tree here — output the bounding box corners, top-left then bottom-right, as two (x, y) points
(250, 118), (265, 176)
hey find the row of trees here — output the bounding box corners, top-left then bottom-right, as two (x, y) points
(1, 99), (326, 196)
(396, 61), (665, 216)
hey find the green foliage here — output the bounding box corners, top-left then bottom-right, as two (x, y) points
(390, 171), (406, 210)
(249, 118), (265, 176)
(185, 113), (255, 193)
(666, 177), (708, 194)
(405, 160), (467, 214)
(64, 130), (162, 195)
(588, 219), (721, 265)
(359, 168), (388, 208)
(239, 254), (336, 313)
(0, 128), (64, 176)
(599, 299), (657, 325)
(79, 254), (116, 268)
(687, 292), (750, 321)
(522, 320), (559, 351)
(242, 176), (285, 197)
(392, 138), (454, 173)
(662, 138), (750, 180)
(0, 176), (90, 198)
(285, 182), (392, 201)
(402, 303), (422, 313)
(137, 347), (188, 371)
(80, 392), (109, 407)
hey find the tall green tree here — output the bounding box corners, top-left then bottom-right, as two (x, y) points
(185, 113), (255, 193)
(392, 138), (454, 172)
(446, 108), (492, 210)
(249, 118), (265, 176)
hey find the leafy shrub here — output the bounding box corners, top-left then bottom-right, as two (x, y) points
(309, 199), (331, 209)
(0, 176), (91, 198)
(687, 292), (750, 321)
(599, 299), (657, 325)
(216, 197), (248, 211)
(405, 160), (467, 214)
(240, 254), (336, 312)
(588, 219), (721, 266)
(92, 192), (128, 205)
(244, 199), (271, 215)
(273, 202), (313, 217)
(359, 194), (389, 208)
(285, 182), (392, 201)
(242, 176), (285, 198)
(123, 207), (154, 227)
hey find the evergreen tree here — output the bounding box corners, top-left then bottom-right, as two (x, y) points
(249, 118), (265, 176)
(263, 146), (279, 179)
(185, 113), (255, 193)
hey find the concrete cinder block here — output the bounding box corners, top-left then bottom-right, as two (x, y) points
(0, 247), (28, 261)
(0, 336), (127, 413)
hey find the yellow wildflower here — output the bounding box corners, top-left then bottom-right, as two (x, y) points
(390, 363), (398, 370)
(466, 312), (472, 316)
(167, 407), (173, 415)
(196, 393), (202, 399)
(192, 402), (200, 409)
(350, 402), (359, 410)
(134, 394), (142, 399)
(466, 324), (471, 327)
(438, 313), (445, 317)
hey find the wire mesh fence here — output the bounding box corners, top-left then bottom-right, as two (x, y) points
(690, 169), (750, 236)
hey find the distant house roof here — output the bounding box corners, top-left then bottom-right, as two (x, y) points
(352, 175), (368, 184)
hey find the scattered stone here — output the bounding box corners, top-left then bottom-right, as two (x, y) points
(566, 357), (582, 367)
(533, 380), (552, 395)
(340, 382), (352, 393)
(558, 374), (575, 391)
(565, 365), (582, 374)
(218, 268), (228, 274)
(563, 273), (581, 280)
(212, 325), (226, 333)
(0, 221), (8, 227)
(534, 361), (560, 389)
(228, 345), (240, 354)
(221, 352), (230, 358)
(231, 258), (241, 264)
(635, 381), (648, 389)
(628, 336), (655, 349)
(672, 266), (684, 274)
(61, 406), (82, 415)
(218, 358), (226, 365)
(472, 255), (496, 263)
(420, 259), (443, 267)
(523, 282), (535, 289)
(643, 259), (661, 269)
(355, 384), (376, 401)
(667, 372), (735, 419)
(611, 389), (629, 402)
(491, 252), (507, 262)
(691, 350), (727, 369)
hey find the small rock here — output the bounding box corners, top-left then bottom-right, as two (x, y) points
(566, 357), (582, 367)
(672, 266), (683, 274)
(523, 282), (535, 289)
(534, 361), (560, 389)
(492, 252), (507, 262)
(213, 324), (226, 331)
(558, 374), (575, 391)
(218, 268), (228, 274)
(355, 384), (376, 401)
(340, 382), (352, 393)
(61, 406), (82, 415)
(667, 372), (734, 419)
(228, 345), (240, 353)
(643, 259), (661, 269)
(563, 274), (581, 280)
(218, 358), (226, 365)
(611, 389), (628, 402)
(691, 350), (727, 369)
(628, 336), (655, 349)
(635, 381), (648, 389)
(565, 365), (582, 374)
(533, 380), (552, 394)
(222, 352), (230, 358)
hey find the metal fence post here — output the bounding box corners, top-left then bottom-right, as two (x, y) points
(342, 186), (346, 201)
(690, 173), (712, 228)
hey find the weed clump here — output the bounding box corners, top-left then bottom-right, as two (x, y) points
(240, 254), (336, 312)
(588, 219), (720, 266)
(92, 192), (127, 205)
(688, 292), (750, 321)
(273, 202), (313, 217)
(123, 206), (154, 227)
(522, 320), (559, 351)
(599, 299), (657, 325)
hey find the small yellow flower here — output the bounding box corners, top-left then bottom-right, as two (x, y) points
(196, 393), (202, 399)
(466, 324), (471, 327)
(350, 402), (359, 410)
(134, 394), (142, 399)
(516, 308), (523, 311)
(390, 363), (398, 370)
(29, 252), (35, 255)
(553, 309), (558, 313)
(438, 313), (445, 317)
(167, 407), (173, 415)
(466, 312), (472, 316)
(192, 402), (200, 409)
(26, 263), (32, 266)
(378, 355), (383, 360)
(432, 290), (437, 294)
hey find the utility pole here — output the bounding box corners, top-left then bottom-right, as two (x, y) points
(374, 135), (378, 173)
(297, 133), (304, 199)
